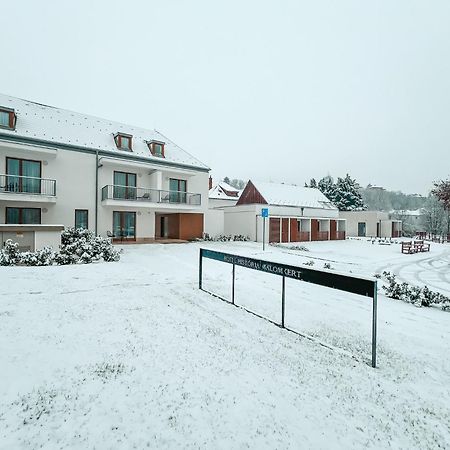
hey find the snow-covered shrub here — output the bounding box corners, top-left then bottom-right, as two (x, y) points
(323, 262), (333, 270)
(19, 247), (55, 266)
(57, 228), (121, 264)
(197, 234), (250, 242)
(270, 243), (309, 252)
(382, 271), (449, 311)
(0, 239), (20, 266)
(303, 260), (314, 266)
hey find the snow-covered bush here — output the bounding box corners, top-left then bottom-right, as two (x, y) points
(19, 247), (55, 266)
(381, 271), (449, 311)
(303, 260), (314, 266)
(323, 262), (333, 270)
(0, 239), (20, 266)
(270, 243), (309, 252)
(57, 228), (121, 264)
(0, 229), (120, 267)
(197, 234), (250, 242)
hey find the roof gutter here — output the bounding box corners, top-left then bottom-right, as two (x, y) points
(0, 133), (210, 173)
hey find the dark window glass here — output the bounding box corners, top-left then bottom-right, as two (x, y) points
(113, 211), (136, 239)
(6, 158), (41, 194)
(113, 172), (137, 199)
(6, 208), (41, 224)
(75, 210), (88, 229)
(169, 178), (187, 203)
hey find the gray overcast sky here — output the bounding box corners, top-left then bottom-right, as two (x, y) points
(2, 0), (449, 194)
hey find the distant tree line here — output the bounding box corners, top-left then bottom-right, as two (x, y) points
(223, 177), (246, 190)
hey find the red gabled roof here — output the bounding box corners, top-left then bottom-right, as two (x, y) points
(236, 181), (268, 205)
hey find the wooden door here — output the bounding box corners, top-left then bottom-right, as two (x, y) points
(330, 220), (337, 240)
(281, 218), (289, 242)
(269, 218), (281, 243)
(310, 219), (319, 241)
(289, 219), (298, 242)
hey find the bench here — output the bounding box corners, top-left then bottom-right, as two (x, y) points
(401, 241), (416, 254)
(413, 240), (430, 252)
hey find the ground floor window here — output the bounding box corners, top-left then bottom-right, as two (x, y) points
(75, 209), (88, 229)
(113, 211), (136, 240)
(358, 222), (366, 237)
(6, 207), (41, 224)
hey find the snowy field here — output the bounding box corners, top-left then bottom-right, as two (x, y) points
(1, 239), (449, 449)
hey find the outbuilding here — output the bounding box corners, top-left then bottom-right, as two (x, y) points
(339, 211), (402, 238)
(223, 181), (346, 243)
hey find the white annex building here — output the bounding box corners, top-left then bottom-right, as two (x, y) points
(0, 94), (209, 249)
(221, 180), (346, 243)
(339, 211), (402, 238)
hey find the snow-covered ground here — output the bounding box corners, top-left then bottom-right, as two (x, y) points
(1, 239), (449, 449)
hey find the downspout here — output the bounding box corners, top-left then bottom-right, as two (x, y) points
(95, 149), (99, 235)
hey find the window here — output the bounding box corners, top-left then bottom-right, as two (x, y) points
(148, 140), (165, 158)
(358, 222), (366, 237)
(169, 178), (187, 203)
(0, 108), (16, 130)
(113, 211), (136, 240)
(75, 210), (88, 229)
(114, 133), (132, 151)
(6, 157), (42, 194)
(113, 171), (137, 199)
(6, 207), (41, 224)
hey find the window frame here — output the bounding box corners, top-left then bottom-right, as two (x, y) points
(148, 140), (165, 158)
(114, 133), (133, 151)
(5, 207), (41, 224)
(0, 107), (16, 130)
(74, 209), (89, 229)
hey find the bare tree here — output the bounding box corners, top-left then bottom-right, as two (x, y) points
(423, 196), (445, 235)
(431, 179), (450, 233)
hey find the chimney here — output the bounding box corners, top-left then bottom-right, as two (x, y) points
(209, 175), (213, 190)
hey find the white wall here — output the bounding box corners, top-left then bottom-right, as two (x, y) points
(34, 230), (62, 250)
(339, 211), (397, 237)
(204, 209), (224, 237)
(223, 205), (258, 240)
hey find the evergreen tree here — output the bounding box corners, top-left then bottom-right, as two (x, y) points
(332, 174), (366, 211)
(306, 178), (318, 188)
(317, 176), (336, 203)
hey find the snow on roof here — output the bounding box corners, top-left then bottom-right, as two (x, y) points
(209, 181), (241, 200)
(217, 181), (240, 193)
(0, 93), (208, 170)
(252, 181), (337, 209)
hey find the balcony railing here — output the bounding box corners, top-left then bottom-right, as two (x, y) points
(101, 185), (201, 206)
(0, 174), (56, 196)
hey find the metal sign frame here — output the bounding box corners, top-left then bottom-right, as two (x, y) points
(199, 248), (378, 368)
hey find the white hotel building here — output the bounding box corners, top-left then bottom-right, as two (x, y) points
(0, 94), (209, 249)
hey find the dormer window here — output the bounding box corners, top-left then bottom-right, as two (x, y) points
(114, 133), (132, 151)
(148, 140), (165, 158)
(0, 107), (17, 130)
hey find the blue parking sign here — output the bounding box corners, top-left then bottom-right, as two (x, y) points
(261, 208), (269, 218)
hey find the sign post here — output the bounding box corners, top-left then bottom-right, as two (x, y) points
(199, 248), (378, 368)
(261, 208), (269, 251)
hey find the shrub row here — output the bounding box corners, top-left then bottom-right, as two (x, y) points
(270, 243), (310, 252)
(200, 233), (250, 242)
(0, 228), (121, 267)
(381, 271), (449, 312)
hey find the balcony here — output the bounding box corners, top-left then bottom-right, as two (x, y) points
(0, 174), (57, 203)
(101, 185), (201, 208)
